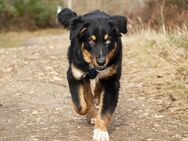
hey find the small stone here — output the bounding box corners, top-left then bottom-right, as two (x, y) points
(16, 92), (22, 96)
(53, 76), (62, 81)
(175, 134), (182, 138)
(29, 91), (34, 94)
(30, 135), (38, 141)
(169, 94), (177, 101)
(45, 66), (53, 71)
(49, 46), (54, 49)
(77, 126), (81, 129)
(154, 115), (164, 118)
(154, 123), (160, 127)
(31, 111), (39, 115)
(157, 75), (163, 78)
(3, 67), (12, 73)
(181, 138), (188, 141)
(143, 113), (149, 116)
(146, 139), (154, 141)
(115, 127), (120, 130)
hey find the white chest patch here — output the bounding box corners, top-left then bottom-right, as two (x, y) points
(71, 63), (117, 80)
(71, 63), (86, 80)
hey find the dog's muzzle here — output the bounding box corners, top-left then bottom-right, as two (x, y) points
(96, 57), (106, 66)
(95, 56), (106, 71)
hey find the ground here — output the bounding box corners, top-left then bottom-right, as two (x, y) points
(0, 29), (187, 141)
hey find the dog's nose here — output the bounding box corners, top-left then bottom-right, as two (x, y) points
(96, 57), (105, 66)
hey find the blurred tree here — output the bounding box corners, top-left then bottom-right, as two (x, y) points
(0, 0), (187, 31)
(0, 0), (64, 30)
(0, 0), (5, 12)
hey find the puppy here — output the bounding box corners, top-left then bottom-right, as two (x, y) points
(57, 8), (127, 141)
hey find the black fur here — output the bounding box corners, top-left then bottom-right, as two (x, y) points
(57, 8), (127, 139)
(57, 8), (77, 29)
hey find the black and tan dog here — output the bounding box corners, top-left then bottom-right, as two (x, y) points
(57, 8), (127, 141)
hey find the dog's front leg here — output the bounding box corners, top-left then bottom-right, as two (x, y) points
(93, 77), (119, 141)
(67, 66), (88, 115)
(67, 66), (95, 118)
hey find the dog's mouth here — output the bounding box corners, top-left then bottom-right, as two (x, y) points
(94, 65), (106, 72)
(93, 57), (108, 72)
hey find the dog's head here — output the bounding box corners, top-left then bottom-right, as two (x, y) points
(58, 8), (127, 71)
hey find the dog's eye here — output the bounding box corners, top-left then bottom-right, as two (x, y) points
(88, 40), (96, 47)
(105, 39), (111, 45)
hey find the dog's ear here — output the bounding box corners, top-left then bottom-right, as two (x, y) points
(69, 16), (88, 40)
(109, 16), (128, 34)
(57, 8), (77, 29)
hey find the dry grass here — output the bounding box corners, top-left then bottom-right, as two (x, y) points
(123, 29), (188, 116)
(126, 29), (188, 77)
(0, 29), (64, 48)
(0, 32), (29, 48)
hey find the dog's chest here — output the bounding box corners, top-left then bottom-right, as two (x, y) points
(71, 63), (117, 80)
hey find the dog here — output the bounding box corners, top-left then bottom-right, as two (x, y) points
(57, 8), (127, 141)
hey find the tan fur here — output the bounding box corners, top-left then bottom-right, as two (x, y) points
(73, 85), (88, 115)
(98, 91), (104, 115)
(95, 116), (110, 131)
(83, 49), (92, 63)
(108, 44), (117, 60)
(72, 80), (96, 119)
(83, 82), (96, 124)
(79, 85), (87, 113)
(94, 81), (102, 105)
(91, 35), (96, 41)
(98, 65), (117, 79)
(81, 43), (92, 63)
(104, 34), (109, 40)
(95, 92), (111, 131)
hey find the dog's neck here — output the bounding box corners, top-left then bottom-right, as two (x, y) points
(86, 68), (98, 79)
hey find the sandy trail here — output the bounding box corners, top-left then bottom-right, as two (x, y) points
(0, 31), (187, 141)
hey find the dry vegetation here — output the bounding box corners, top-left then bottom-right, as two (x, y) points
(0, 29), (64, 48)
(0, 0), (187, 31)
(130, 29), (188, 84)
(122, 29), (188, 120)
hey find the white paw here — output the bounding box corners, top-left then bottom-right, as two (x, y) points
(92, 129), (109, 141)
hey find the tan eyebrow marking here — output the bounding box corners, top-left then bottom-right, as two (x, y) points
(91, 35), (96, 41)
(104, 34), (109, 40)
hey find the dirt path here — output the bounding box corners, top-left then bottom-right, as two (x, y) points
(0, 30), (187, 141)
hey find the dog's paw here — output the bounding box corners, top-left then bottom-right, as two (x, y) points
(90, 118), (96, 125)
(87, 108), (96, 125)
(87, 117), (96, 125)
(92, 129), (109, 141)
